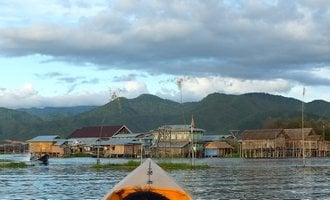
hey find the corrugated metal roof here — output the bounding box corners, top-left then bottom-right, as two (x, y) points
(152, 141), (189, 148)
(113, 133), (143, 138)
(27, 135), (60, 142)
(203, 135), (233, 141)
(157, 125), (205, 132)
(100, 138), (139, 145)
(75, 138), (100, 146)
(54, 139), (67, 146)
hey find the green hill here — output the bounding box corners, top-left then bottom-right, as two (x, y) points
(19, 106), (96, 121)
(0, 107), (42, 142)
(0, 92), (330, 143)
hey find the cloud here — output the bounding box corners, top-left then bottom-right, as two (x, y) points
(0, 83), (108, 108)
(35, 72), (63, 78)
(117, 80), (149, 99)
(0, 83), (40, 108)
(0, 0), (330, 103)
(113, 73), (138, 82)
(156, 76), (293, 102)
(33, 71), (102, 94)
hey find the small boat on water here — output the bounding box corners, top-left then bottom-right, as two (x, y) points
(30, 153), (49, 165)
(102, 158), (193, 200)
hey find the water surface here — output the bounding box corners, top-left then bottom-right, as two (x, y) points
(1, 155), (330, 199)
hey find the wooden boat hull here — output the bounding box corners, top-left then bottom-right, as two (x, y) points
(102, 159), (193, 200)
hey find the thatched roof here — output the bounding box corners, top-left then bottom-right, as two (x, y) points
(242, 129), (284, 140)
(284, 128), (318, 140)
(205, 141), (234, 149)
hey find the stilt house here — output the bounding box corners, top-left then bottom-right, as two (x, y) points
(241, 129), (288, 158)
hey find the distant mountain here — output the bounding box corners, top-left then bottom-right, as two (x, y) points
(19, 106), (97, 120)
(0, 107), (42, 143)
(1, 93), (330, 143)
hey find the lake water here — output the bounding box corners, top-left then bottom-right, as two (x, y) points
(1, 154), (330, 199)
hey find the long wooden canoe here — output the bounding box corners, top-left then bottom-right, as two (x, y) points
(102, 159), (193, 200)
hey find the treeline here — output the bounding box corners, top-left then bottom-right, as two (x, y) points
(1, 92), (330, 143)
(263, 118), (330, 140)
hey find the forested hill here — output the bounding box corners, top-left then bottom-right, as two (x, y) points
(1, 92), (330, 143)
(19, 106), (97, 121)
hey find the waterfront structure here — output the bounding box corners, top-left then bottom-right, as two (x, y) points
(204, 141), (234, 157)
(68, 125), (132, 155)
(284, 128), (327, 157)
(68, 125), (132, 139)
(0, 140), (28, 153)
(27, 135), (67, 157)
(241, 129), (288, 158)
(241, 128), (329, 158)
(101, 133), (145, 158)
(151, 124), (205, 158)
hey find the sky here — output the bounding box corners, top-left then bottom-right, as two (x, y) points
(0, 0), (330, 109)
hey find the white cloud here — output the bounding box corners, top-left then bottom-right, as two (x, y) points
(119, 80), (148, 99)
(0, 84), (108, 108)
(0, 83), (39, 108)
(161, 76), (293, 102)
(0, 80), (148, 108)
(0, 0), (330, 106)
(0, 83), (38, 98)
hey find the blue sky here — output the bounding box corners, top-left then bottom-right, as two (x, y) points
(0, 0), (330, 108)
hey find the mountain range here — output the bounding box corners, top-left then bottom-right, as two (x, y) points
(1, 92), (329, 143)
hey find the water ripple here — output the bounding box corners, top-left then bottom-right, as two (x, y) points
(1, 156), (330, 199)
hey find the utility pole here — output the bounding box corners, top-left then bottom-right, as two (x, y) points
(177, 78), (186, 125)
(190, 115), (195, 167)
(302, 87), (305, 167)
(323, 122), (325, 141)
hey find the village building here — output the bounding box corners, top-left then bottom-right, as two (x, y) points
(0, 140), (29, 153)
(202, 133), (239, 157)
(241, 128), (329, 158)
(240, 129), (288, 158)
(152, 141), (190, 157)
(69, 125), (132, 139)
(284, 128), (326, 157)
(27, 135), (68, 157)
(67, 138), (98, 155)
(151, 124), (205, 158)
(67, 125), (133, 155)
(204, 141), (234, 157)
(101, 133), (145, 158)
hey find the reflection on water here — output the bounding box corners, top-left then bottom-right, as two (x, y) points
(1, 155), (330, 199)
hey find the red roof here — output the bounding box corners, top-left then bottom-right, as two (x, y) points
(68, 125), (132, 138)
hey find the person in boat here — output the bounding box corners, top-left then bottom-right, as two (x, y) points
(123, 190), (169, 200)
(37, 154), (49, 164)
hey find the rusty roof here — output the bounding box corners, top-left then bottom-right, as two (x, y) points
(68, 125), (132, 138)
(242, 129), (284, 140)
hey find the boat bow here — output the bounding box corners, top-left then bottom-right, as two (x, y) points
(102, 159), (193, 200)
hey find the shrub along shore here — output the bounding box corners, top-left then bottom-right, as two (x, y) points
(92, 160), (209, 170)
(1, 158), (209, 170)
(0, 159), (27, 168)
